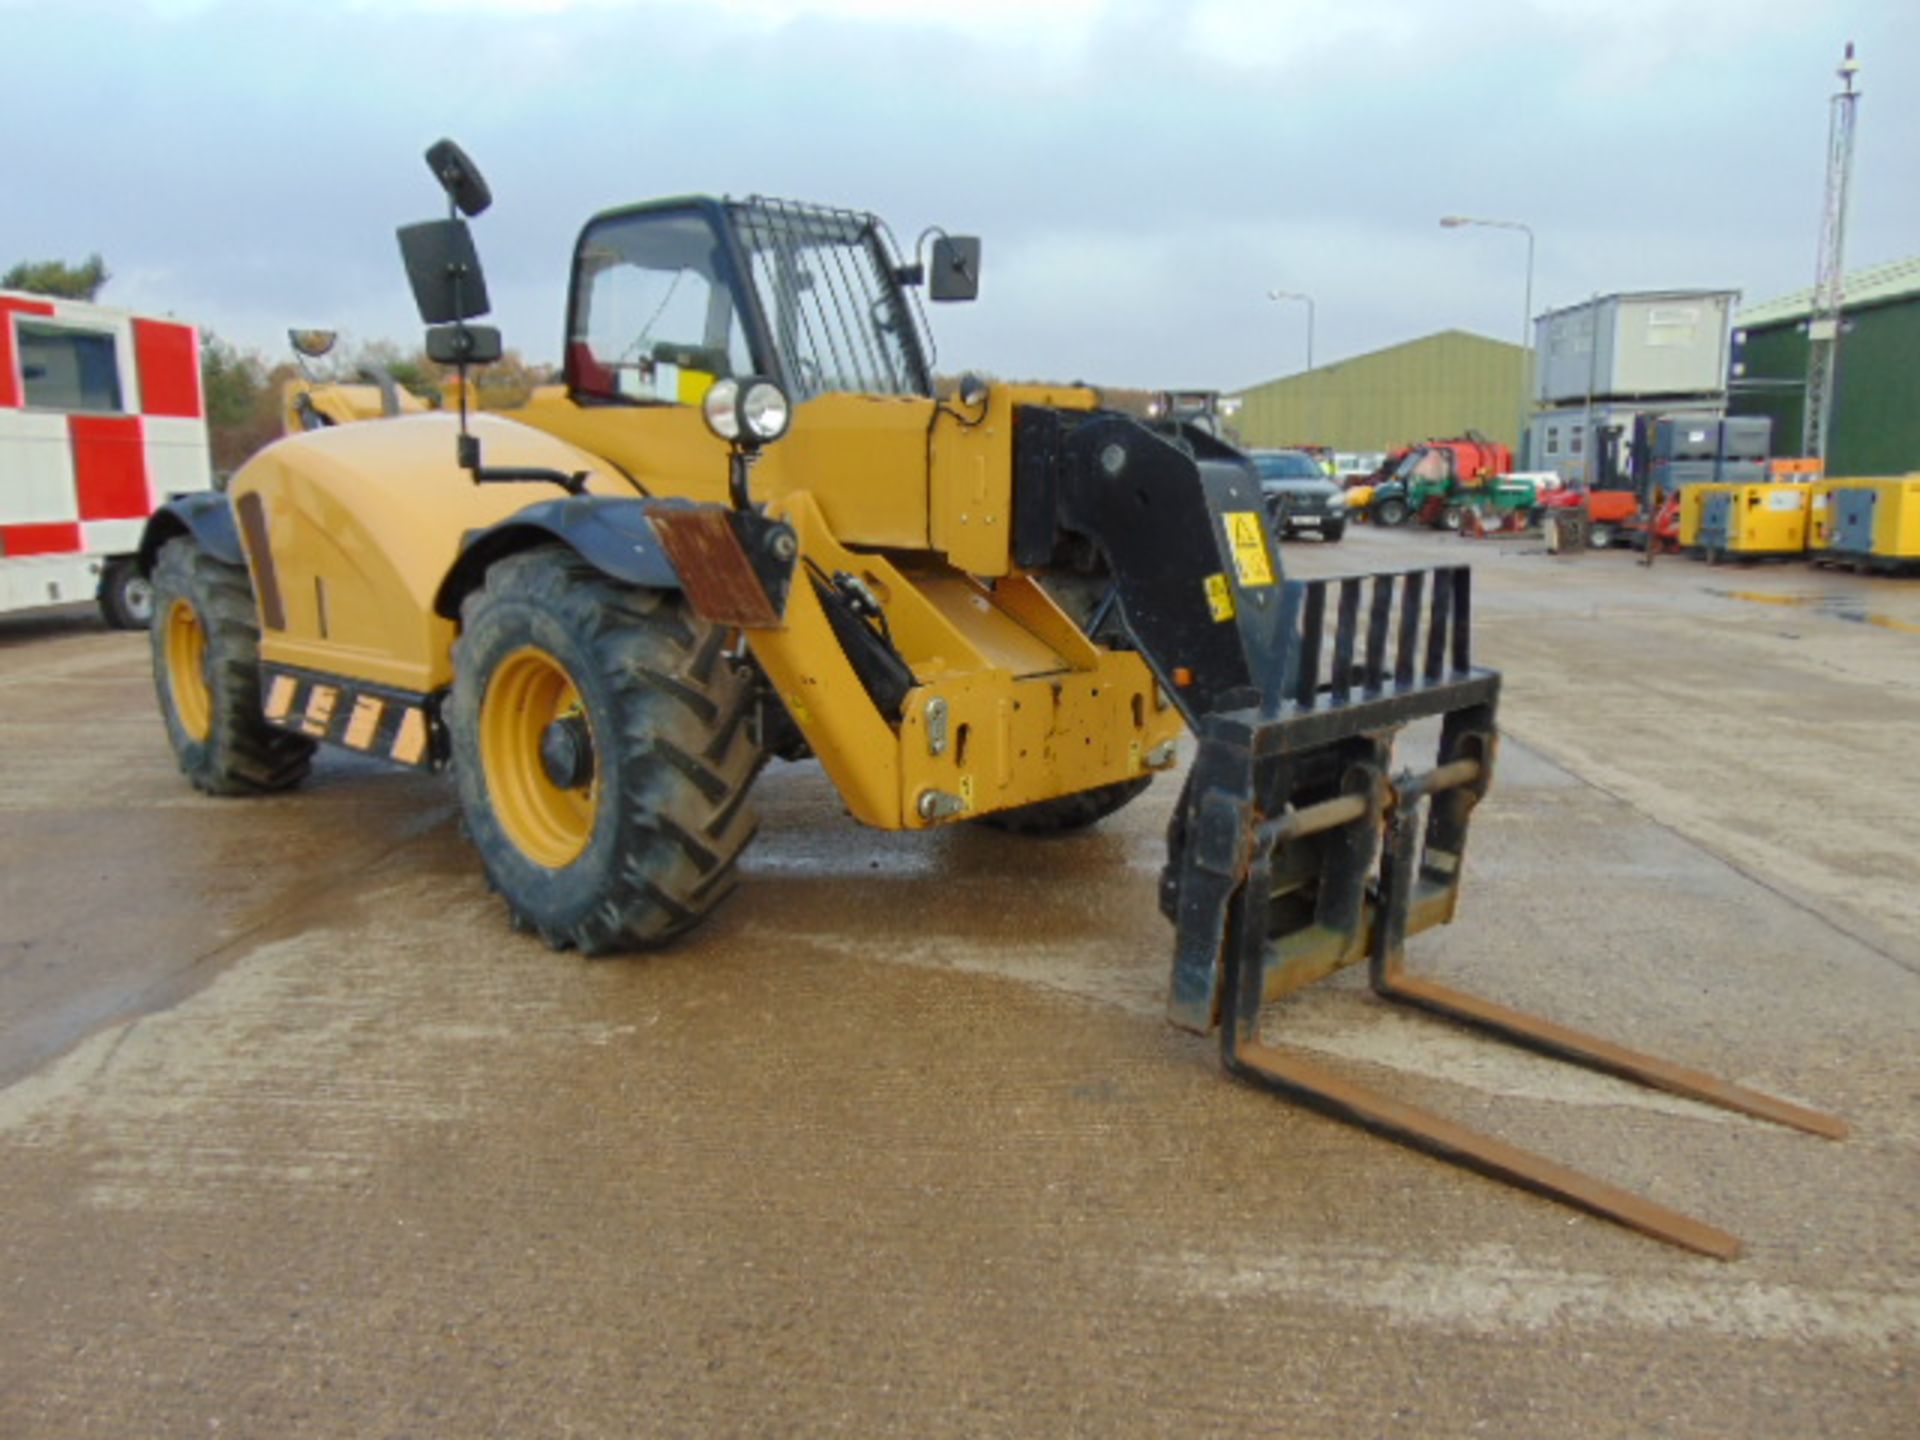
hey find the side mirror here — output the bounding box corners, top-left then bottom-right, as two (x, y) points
(425, 324), (503, 366)
(397, 219), (492, 324)
(425, 138), (492, 218)
(928, 235), (981, 302)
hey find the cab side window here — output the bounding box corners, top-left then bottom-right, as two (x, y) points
(570, 211), (753, 405)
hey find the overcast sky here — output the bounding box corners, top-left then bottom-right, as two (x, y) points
(4, 0), (1913, 390)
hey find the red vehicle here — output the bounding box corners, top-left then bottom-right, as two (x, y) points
(1538, 484), (1639, 547)
(1367, 433), (1514, 528)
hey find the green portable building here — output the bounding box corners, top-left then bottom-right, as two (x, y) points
(1729, 255), (1920, 476)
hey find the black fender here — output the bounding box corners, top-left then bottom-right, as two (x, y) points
(434, 495), (685, 620)
(137, 492), (243, 574)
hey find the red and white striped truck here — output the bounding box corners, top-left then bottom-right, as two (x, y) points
(0, 290), (210, 627)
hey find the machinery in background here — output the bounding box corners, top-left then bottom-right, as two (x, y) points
(278, 329), (434, 433)
(1364, 433), (1514, 529)
(1809, 475), (1920, 572)
(1146, 389), (1241, 443)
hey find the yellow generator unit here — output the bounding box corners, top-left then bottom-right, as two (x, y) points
(1696, 481), (1810, 562)
(1677, 481), (1716, 551)
(1817, 475), (1920, 572)
(132, 138), (1845, 1257)
(1807, 480), (1835, 553)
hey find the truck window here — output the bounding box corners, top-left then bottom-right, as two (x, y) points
(732, 199), (926, 400)
(570, 211), (753, 406)
(17, 321), (123, 413)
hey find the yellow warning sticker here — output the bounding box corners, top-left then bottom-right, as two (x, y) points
(1204, 572), (1236, 622)
(958, 774), (975, 810)
(1223, 511), (1274, 587)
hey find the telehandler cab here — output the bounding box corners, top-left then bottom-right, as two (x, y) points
(139, 141), (1843, 1256)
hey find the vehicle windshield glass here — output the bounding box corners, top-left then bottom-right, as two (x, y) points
(1405, 448), (1455, 482)
(730, 198), (929, 401)
(1255, 452), (1324, 481)
(568, 209), (756, 406)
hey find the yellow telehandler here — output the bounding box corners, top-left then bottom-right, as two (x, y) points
(138, 141), (1842, 1256)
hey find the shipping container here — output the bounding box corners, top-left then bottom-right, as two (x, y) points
(1533, 291), (1737, 405)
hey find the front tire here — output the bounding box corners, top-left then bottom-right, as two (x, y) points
(1322, 520), (1346, 543)
(1372, 497), (1408, 527)
(450, 547), (764, 953)
(148, 537), (314, 794)
(975, 776), (1154, 835)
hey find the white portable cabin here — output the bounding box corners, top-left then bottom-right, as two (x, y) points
(0, 289), (210, 623)
(1532, 291), (1738, 407)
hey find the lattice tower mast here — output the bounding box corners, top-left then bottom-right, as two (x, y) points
(1803, 42), (1861, 462)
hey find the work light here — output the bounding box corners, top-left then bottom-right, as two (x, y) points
(702, 376), (792, 448)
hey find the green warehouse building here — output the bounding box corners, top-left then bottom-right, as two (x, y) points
(1229, 330), (1525, 454)
(1730, 255), (1920, 476)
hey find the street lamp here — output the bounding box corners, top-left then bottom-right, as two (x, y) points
(1440, 215), (1535, 461)
(1266, 288), (1314, 371)
(1268, 289), (1316, 446)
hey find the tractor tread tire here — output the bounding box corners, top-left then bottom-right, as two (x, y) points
(149, 537), (315, 795)
(451, 546), (764, 955)
(975, 775), (1154, 835)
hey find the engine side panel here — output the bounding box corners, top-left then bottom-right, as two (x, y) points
(232, 413), (630, 692)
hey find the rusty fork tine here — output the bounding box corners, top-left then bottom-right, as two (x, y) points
(1373, 972), (1850, 1140)
(1219, 842), (1745, 1260)
(1225, 1038), (1744, 1260)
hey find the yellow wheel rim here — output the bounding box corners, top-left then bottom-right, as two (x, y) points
(479, 646), (598, 869)
(164, 597), (212, 742)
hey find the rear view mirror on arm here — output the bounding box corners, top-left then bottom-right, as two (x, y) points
(425, 137), (493, 218)
(928, 235), (981, 302)
(398, 219), (492, 324)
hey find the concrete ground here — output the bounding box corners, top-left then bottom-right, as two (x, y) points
(1, 529), (1915, 1438)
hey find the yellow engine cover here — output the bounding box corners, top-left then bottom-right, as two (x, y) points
(231, 413), (630, 693)
(1729, 482), (1810, 555)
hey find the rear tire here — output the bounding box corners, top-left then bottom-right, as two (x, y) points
(1439, 503), (1464, 532)
(98, 557), (154, 630)
(975, 776), (1153, 835)
(148, 537), (314, 795)
(450, 547), (764, 953)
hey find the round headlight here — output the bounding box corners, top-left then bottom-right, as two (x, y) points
(702, 379), (741, 441)
(740, 379), (791, 444)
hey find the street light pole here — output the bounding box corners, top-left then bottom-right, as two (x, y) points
(1440, 215), (1535, 462)
(1268, 289), (1316, 444)
(1267, 288), (1314, 370)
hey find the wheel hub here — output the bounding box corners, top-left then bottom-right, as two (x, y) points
(539, 712), (594, 790)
